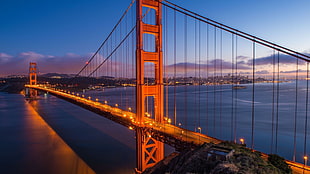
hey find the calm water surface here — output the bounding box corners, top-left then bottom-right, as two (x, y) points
(0, 92), (136, 174)
(86, 81), (310, 163)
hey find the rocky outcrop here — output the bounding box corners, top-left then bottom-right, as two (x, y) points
(143, 142), (288, 174)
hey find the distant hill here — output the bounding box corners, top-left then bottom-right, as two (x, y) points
(39, 73), (75, 78)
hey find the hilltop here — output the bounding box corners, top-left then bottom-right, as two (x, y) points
(143, 142), (291, 174)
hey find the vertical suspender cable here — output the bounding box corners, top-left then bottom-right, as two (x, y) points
(219, 28), (223, 138)
(231, 34), (234, 141)
(271, 49), (276, 154)
(206, 24), (209, 135)
(198, 21), (201, 132)
(173, 9), (177, 126)
(164, 5), (169, 120)
(304, 62), (309, 159)
(194, 19), (197, 132)
(213, 27), (217, 135)
(275, 51), (280, 153)
(251, 41), (256, 150)
(234, 36), (238, 143)
(293, 57), (299, 161)
(184, 15), (188, 132)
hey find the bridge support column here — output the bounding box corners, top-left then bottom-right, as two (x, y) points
(28, 62), (37, 98)
(136, 0), (164, 172)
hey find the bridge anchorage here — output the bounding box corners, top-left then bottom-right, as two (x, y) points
(25, 0), (310, 173)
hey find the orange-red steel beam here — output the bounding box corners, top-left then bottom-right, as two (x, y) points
(29, 62), (37, 97)
(136, 0), (164, 173)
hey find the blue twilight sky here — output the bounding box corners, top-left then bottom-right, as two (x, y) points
(0, 0), (309, 75)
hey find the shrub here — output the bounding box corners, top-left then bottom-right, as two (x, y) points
(268, 154), (292, 174)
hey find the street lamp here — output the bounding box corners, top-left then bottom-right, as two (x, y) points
(197, 127), (202, 133)
(304, 156), (308, 174)
(240, 138), (245, 145)
(178, 123), (182, 127)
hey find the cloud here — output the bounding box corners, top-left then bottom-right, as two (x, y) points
(19, 51), (45, 60)
(165, 59), (250, 74)
(255, 70), (270, 74)
(247, 53), (309, 66)
(0, 51), (90, 76)
(280, 69), (308, 73)
(0, 53), (13, 63)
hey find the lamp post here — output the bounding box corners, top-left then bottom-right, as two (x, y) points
(240, 138), (245, 145)
(197, 127), (202, 133)
(304, 156), (308, 174)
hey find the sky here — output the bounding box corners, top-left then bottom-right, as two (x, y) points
(1, 0), (310, 76)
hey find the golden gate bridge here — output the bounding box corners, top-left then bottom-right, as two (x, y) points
(26, 0), (310, 173)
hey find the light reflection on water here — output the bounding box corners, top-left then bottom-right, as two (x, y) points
(31, 93), (136, 174)
(0, 93), (95, 174)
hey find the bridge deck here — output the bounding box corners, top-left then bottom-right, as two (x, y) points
(26, 85), (310, 173)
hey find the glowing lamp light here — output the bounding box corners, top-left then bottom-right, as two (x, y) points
(305, 156), (308, 160)
(82, 95), (85, 98)
(168, 118), (171, 124)
(115, 104), (118, 107)
(104, 100), (108, 104)
(240, 138), (245, 145)
(128, 107), (132, 111)
(88, 96), (91, 100)
(178, 123), (182, 126)
(95, 98), (99, 102)
(128, 126), (133, 130)
(197, 127), (201, 133)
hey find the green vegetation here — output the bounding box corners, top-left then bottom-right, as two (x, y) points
(144, 142), (293, 174)
(268, 154), (292, 174)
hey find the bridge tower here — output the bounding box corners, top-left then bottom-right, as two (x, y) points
(28, 62), (37, 97)
(136, 0), (164, 172)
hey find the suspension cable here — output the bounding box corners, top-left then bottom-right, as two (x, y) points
(75, 0), (136, 78)
(161, 0), (310, 62)
(88, 26), (136, 77)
